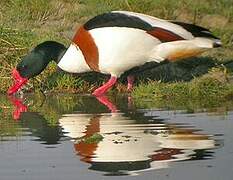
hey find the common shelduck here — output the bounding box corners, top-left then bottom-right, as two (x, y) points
(8, 11), (222, 96)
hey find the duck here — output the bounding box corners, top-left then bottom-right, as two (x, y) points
(8, 11), (222, 96)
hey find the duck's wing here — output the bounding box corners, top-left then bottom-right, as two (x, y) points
(84, 11), (220, 42)
(84, 11), (192, 43)
(169, 21), (218, 39)
(84, 11), (153, 31)
(119, 11), (220, 40)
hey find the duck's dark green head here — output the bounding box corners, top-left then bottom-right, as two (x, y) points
(8, 41), (67, 95)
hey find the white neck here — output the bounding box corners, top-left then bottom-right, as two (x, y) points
(57, 43), (91, 73)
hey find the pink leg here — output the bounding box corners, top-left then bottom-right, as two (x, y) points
(92, 76), (117, 96)
(127, 75), (135, 92)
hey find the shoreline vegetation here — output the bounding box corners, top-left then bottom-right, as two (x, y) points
(0, 0), (233, 107)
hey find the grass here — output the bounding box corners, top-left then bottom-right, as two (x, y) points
(0, 0), (233, 105)
(132, 67), (233, 109)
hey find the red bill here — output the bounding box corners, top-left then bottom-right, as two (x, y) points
(7, 68), (28, 95)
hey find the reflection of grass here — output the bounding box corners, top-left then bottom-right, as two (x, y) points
(76, 133), (104, 144)
(0, 118), (21, 138)
(0, 96), (22, 137)
(133, 68), (233, 110)
(28, 94), (83, 126)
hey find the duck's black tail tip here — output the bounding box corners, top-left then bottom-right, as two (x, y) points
(213, 40), (222, 48)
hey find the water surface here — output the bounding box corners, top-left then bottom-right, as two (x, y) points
(0, 94), (232, 180)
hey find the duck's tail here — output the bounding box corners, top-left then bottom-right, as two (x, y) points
(171, 21), (222, 48)
(149, 22), (222, 62)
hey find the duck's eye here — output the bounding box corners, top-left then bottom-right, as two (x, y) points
(21, 64), (28, 70)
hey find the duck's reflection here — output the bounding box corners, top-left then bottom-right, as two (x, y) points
(8, 95), (220, 175)
(59, 112), (217, 175)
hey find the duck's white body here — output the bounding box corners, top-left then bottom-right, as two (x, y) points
(90, 27), (161, 76)
(58, 11), (221, 96)
(59, 27), (162, 76)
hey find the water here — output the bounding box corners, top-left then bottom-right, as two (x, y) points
(0, 94), (233, 180)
